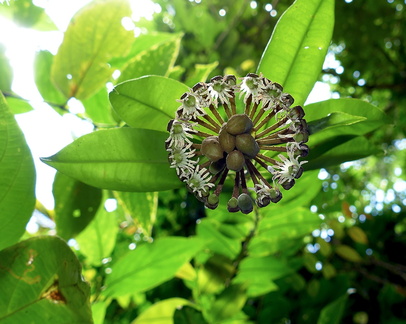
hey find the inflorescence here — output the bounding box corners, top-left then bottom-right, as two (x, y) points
(166, 73), (309, 214)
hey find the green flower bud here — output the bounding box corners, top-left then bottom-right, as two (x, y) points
(235, 133), (260, 158)
(238, 193), (253, 214)
(226, 114), (253, 135)
(201, 136), (224, 162)
(227, 197), (239, 212)
(219, 126), (236, 153)
(206, 193), (219, 209)
(226, 150), (245, 172)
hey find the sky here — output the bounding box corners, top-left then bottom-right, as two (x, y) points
(0, 0), (332, 212)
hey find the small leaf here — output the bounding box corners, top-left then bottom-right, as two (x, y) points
(185, 62), (219, 87)
(53, 172), (102, 240)
(209, 284), (247, 322)
(75, 197), (119, 266)
(0, 92), (36, 250)
(174, 306), (207, 324)
(34, 50), (67, 105)
(257, 0), (335, 106)
(41, 127), (181, 192)
(347, 226), (369, 245)
(103, 237), (206, 297)
(335, 245), (363, 262)
(114, 191), (158, 235)
(0, 43), (12, 91)
(51, 0), (134, 100)
(132, 298), (195, 324)
(0, 236), (92, 323)
(317, 294), (348, 324)
(5, 96), (34, 114)
(110, 76), (189, 132)
(118, 34), (183, 83)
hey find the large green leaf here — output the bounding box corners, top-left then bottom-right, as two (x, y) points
(41, 127), (180, 192)
(51, 0), (133, 100)
(118, 34), (182, 83)
(305, 98), (388, 146)
(114, 191), (158, 235)
(257, 0), (334, 106)
(305, 135), (381, 170)
(0, 92), (35, 251)
(110, 76), (189, 132)
(53, 172), (102, 240)
(34, 50), (67, 106)
(0, 236), (92, 323)
(103, 236), (206, 297)
(75, 197), (118, 266)
(233, 256), (293, 297)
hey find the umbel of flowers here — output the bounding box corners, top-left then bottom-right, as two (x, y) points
(166, 73), (309, 214)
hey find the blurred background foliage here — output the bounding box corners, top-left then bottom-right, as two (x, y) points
(0, 0), (405, 323)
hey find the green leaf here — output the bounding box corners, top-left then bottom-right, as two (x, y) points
(0, 43), (12, 91)
(0, 92), (35, 251)
(51, 0), (133, 100)
(197, 218), (241, 260)
(103, 237), (206, 297)
(185, 62), (219, 87)
(41, 127), (181, 192)
(257, 0), (334, 106)
(317, 294), (348, 324)
(233, 256), (293, 297)
(75, 196), (118, 266)
(110, 76), (189, 132)
(335, 245), (363, 263)
(0, 236), (92, 323)
(209, 284), (247, 322)
(305, 98), (388, 146)
(34, 50), (67, 105)
(132, 298), (195, 324)
(82, 87), (117, 125)
(174, 306), (207, 324)
(5, 96), (34, 114)
(53, 172), (102, 240)
(249, 207), (321, 257)
(305, 136), (381, 170)
(118, 34), (182, 83)
(114, 191), (158, 235)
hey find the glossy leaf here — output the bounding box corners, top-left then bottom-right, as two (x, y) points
(118, 34), (182, 83)
(233, 256), (293, 297)
(317, 294), (348, 324)
(132, 298), (194, 324)
(110, 76), (189, 132)
(0, 236), (92, 323)
(305, 136), (381, 170)
(306, 98), (388, 146)
(249, 207), (321, 257)
(75, 198), (118, 266)
(0, 92), (35, 250)
(257, 0), (334, 106)
(41, 127), (181, 192)
(114, 191), (158, 235)
(51, 0), (133, 100)
(53, 172), (102, 240)
(103, 237), (206, 297)
(34, 50), (67, 105)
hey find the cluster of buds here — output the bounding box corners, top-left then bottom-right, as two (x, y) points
(166, 73), (309, 214)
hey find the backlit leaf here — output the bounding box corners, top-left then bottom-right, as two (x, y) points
(41, 127), (180, 192)
(257, 0), (334, 106)
(103, 237), (206, 297)
(110, 76), (189, 132)
(317, 294), (348, 324)
(0, 92), (35, 250)
(0, 236), (92, 323)
(51, 0), (133, 100)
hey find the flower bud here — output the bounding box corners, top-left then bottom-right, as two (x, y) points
(227, 197), (239, 212)
(219, 126), (236, 153)
(269, 188), (282, 203)
(281, 179), (295, 190)
(238, 193), (253, 214)
(201, 136), (224, 162)
(206, 193), (219, 209)
(226, 114), (253, 135)
(235, 133), (260, 158)
(226, 150), (245, 172)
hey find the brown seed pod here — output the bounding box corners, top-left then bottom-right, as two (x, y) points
(235, 133), (260, 158)
(226, 114), (253, 135)
(219, 126), (236, 153)
(201, 136), (224, 162)
(226, 150), (245, 172)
